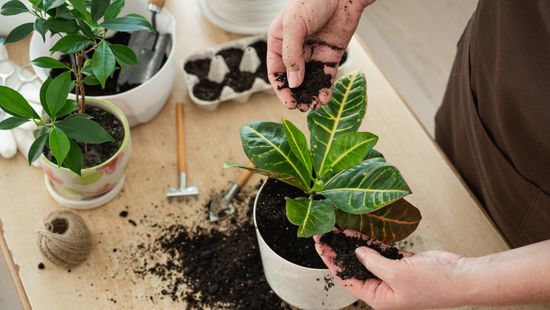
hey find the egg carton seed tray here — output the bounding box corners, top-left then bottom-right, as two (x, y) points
(182, 35), (271, 111)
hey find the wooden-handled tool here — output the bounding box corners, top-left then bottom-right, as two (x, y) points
(166, 103), (199, 199)
(208, 164), (254, 222)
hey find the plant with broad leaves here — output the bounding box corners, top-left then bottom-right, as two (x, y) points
(0, 0), (153, 175)
(226, 71), (422, 242)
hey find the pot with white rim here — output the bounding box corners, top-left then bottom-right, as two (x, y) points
(40, 98), (131, 210)
(253, 179), (357, 310)
(28, 0), (176, 127)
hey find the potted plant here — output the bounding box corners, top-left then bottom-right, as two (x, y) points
(226, 71), (422, 309)
(0, 0), (153, 209)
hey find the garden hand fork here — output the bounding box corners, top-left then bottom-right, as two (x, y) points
(167, 102), (199, 200)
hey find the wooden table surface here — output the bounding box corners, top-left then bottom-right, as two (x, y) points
(1, 1), (547, 310)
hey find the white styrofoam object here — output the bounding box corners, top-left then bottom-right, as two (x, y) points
(253, 182), (357, 310)
(183, 35), (272, 111)
(28, 1), (177, 127)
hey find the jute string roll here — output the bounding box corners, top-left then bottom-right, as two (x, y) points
(37, 210), (92, 268)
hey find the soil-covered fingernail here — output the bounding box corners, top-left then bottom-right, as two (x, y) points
(288, 71), (300, 88)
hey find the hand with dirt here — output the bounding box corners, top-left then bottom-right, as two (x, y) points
(314, 230), (550, 309)
(267, 0), (374, 111)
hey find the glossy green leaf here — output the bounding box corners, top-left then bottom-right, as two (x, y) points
(100, 15), (153, 32)
(43, 0), (66, 11)
(48, 127), (70, 166)
(321, 159), (411, 214)
(0, 86), (39, 118)
(63, 140), (83, 175)
(286, 197), (335, 237)
(91, 0), (109, 21)
(83, 75), (100, 85)
(240, 121), (311, 191)
(56, 114), (113, 143)
(28, 130), (48, 165)
(50, 34), (92, 54)
(308, 71), (367, 178)
(32, 56), (69, 69)
(56, 99), (78, 118)
(0, 116), (29, 130)
(34, 18), (48, 41)
(76, 19), (95, 38)
(92, 40), (115, 88)
(104, 0), (123, 20)
(46, 71), (71, 117)
(46, 17), (80, 33)
(69, 0), (87, 17)
(1, 0), (28, 15)
(224, 162), (307, 190)
(39, 77), (52, 117)
(364, 148), (385, 162)
(336, 199), (422, 243)
(282, 119), (312, 176)
(323, 132), (378, 177)
(110, 43), (137, 65)
(4, 22), (34, 43)
(54, 5), (73, 19)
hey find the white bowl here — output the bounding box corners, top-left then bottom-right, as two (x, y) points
(29, 2), (177, 127)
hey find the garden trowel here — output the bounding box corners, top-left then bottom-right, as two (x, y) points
(208, 167), (253, 222)
(117, 0), (171, 89)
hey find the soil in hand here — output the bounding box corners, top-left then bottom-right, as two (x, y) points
(275, 60), (333, 105)
(44, 106), (124, 168)
(193, 79), (224, 101)
(319, 231), (403, 281)
(184, 58), (211, 80)
(256, 178), (326, 268)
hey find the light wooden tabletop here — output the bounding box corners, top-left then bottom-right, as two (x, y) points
(0, 1), (547, 310)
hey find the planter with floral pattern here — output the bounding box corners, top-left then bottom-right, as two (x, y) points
(40, 98), (131, 208)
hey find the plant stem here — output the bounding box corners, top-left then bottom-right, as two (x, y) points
(75, 52), (86, 114)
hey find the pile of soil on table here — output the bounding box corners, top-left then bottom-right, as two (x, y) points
(44, 106), (124, 168)
(274, 60), (333, 105)
(319, 232), (403, 281)
(131, 182), (290, 309)
(256, 178), (326, 268)
(49, 32), (167, 95)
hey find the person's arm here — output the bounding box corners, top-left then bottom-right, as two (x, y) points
(267, 0), (374, 111)
(314, 230), (550, 309)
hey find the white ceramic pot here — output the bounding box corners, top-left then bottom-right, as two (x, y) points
(253, 181), (357, 310)
(0, 0), (34, 36)
(29, 1), (177, 127)
(40, 98), (131, 210)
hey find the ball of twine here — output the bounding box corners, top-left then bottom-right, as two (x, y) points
(37, 210), (92, 268)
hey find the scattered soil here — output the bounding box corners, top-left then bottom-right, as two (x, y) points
(192, 79), (224, 101)
(38, 262), (45, 270)
(44, 106), (124, 168)
(216, 48), (244, 71)
(223, 71), (256, 92)
(319, 231), (403, 281)
(256, 178), (326, 268)
(49, 32), (167, 95)
(249, 40), (268, 82)
(119, 211), (128, 218)
(183, 58), (211, 80)
(275, 60), (333, 105)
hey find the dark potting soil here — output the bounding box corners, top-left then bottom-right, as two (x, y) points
(44, 106), (124, 168)
(184, 58), (211, 80)
(256, 178), (326, 269)
(192, 79), (224, 101)
(216, 47), (244, 71)
(275, 60), (333, 105)
(319, 231), (403, 281)
(49, 32), (167, 95)
(223, 70), (256, 92)
(249, 40), (269, 82)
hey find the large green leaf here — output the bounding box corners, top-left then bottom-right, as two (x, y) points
(308, 71), (367, 178)
(50, 34), (92, 54)
(104, 0), (124, 20)
(321, 159), (411, 214)
(240, 121), (311, 190)
(92, 40), (115, 88)
(91, 0), (109, 21)
(282, 119), (312, 176)
(49, 127), (70, 166)
(0, 86), (39, 119)
(365, 148), (385, 162)
(45, 17), (80, 34)
(28, 130), (48, 165)
(63, 140), (83, 175)
(323, 132), (378, 178)
(286, 197), (335, 237)
(110, 43), (137, 65)
(0, 116), (29, 129)
(100, 15), (153, 32)
(43, 0), (66, 11)
(32, 56), (69, 69)
(336, 199), (422, 243)
(4, 22), (34, 44)
(224, 162), (306, 191)
(56, 114), (113, 143)
(69, 0), (87, 17)
(45, 71), (72, 117)
(1, 0), (28, 15)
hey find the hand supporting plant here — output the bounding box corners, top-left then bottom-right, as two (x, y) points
(0, 0), (153, 175)
(227, 71), (421, 242)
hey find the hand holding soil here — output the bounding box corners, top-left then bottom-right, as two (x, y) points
(267, 0), (374, 111)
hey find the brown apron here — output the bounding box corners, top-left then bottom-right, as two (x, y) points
(435, 1), (550, 247)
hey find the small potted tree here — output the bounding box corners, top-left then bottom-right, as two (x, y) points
(226, 71), (422, 309)
(0, 0), (152, 209)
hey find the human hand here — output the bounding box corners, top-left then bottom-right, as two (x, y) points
(314, 230), (470, 310)
(267, 0), (374, 111)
